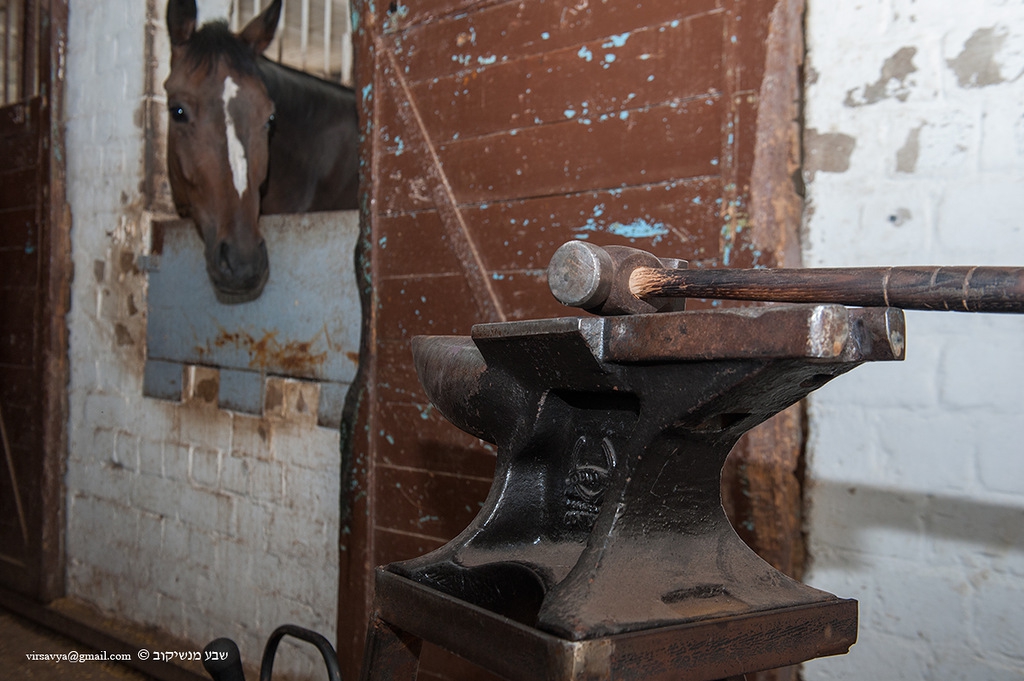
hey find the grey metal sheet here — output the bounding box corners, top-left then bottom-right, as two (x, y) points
(144, 211), (361, 426)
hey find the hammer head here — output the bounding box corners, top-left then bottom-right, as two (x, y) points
(547, 241), (686, 315)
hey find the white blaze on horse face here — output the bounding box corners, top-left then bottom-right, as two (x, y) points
(221, 75), (249, 199)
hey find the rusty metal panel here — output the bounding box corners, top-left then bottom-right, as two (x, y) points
(144, 210), (361, 427)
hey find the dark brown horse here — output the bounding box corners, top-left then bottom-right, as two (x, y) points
(165, 0), (358, 303)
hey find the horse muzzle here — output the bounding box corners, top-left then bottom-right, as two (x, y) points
(207, 238), (270, 304)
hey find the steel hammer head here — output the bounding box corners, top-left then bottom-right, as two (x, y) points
(547, 241), (687, 315)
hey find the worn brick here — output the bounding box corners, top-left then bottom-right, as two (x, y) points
(163, 442), (190, 482)
(178, 486), (235, 536)
(221, 453), (252, 496)
(190, 446), (221, 489)
(231, 414), (274, 462)
(139, 438), (164, 477)
(249, 459), (284, 503)
(804, 4), (1024, 679)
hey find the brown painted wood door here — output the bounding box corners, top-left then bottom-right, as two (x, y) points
(0, 98), (48, 597)
(342, 1), (806, 678)
(0, 0), (69, 603)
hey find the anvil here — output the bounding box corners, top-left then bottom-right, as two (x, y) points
(364, 303), (906, 681)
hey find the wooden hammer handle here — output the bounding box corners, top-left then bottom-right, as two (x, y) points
(629, 266), (1024, 313)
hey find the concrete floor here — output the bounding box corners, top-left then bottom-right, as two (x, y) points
(0, 607), (156, 681)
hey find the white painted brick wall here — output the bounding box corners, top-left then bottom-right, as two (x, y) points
(64, 2), (341, 677)
(803, 1), (1024, 678)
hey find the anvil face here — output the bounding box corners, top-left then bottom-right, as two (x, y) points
(388, 305), (903, 657)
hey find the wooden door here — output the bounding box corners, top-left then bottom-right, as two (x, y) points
(0, 0), (70, 603)
(342, 1), (806, 678)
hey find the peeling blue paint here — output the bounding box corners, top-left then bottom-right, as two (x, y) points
(492, 273), (506, 280)
(578, 46), (593, 62)
(604, 54), (616, 64)
(541, 31), (550, 40)
(378, 236), (388, 248)
(564, 108), (577, 119)
(608, 219), (669, 241)
(603, 33), (630, 48)
(619, 111), (629, 120)
(361, 84), (373, 100)
(394, 136), (406, 155)
(478, 54), (497, 65)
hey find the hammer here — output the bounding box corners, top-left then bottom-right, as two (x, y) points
(547, 240), (1024, 315)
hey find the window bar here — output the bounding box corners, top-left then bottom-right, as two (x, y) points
(322, 0), (332, 79)
(299, 0), (309, 70)
(339, 2), (352, 86)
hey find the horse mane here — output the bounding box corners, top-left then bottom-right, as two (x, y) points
(179, 20), (261, 77)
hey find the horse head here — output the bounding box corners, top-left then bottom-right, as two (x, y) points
(164, 0), (281, 303)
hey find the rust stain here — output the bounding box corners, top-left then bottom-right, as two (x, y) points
(195, 377), (218, 403)
(346, 351), (360, 364)
(199, 328), (329, 373)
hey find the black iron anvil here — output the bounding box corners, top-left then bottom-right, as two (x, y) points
(369, 303), (905, 679)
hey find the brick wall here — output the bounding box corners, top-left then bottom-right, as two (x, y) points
(64, 1), (341, 676)
(802, 1), (1024, 678)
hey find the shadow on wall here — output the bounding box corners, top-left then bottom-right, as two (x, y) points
(806, 479), (1024, 570)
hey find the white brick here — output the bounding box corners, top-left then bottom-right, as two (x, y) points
(190, 446), (221, 489)
(231, 414), (274, 462)
(163, 442), (190, 482)
(113, 430), (139, 471)
(131, 475), (184, 520)
(972, 574), (1024, 662)
(178, 486), (235, 536)
(270, 419), (341, 471)
(268, 506), (329, 563)
(221, 454), (252, 496)
(804, 2), (1024, 678)
(283, 461), (339, 515)
(249, 459), (285, 503)
(139, 438), (164, 477)
(233, 498), (272, 550)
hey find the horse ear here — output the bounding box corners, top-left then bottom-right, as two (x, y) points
(239, 0), (282, 54)
(167, 0), (198, 46)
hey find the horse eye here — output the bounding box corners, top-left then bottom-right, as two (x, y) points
(169, 105), (189, 123)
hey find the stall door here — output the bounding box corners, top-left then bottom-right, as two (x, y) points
(0, 0), (70, 602)
(343, 1), (806, 678)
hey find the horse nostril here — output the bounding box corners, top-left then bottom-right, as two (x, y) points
(218, 241), (234, 275)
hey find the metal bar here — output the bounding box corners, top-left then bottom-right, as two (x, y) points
(25, 0), (40, 99)
(299, 0), (309, 69)
(630, 265), (1024, 313)
(2, 3), (11, 103)
(323, 0), (332, 77)
(339, 2), (352, 85)
(274, 0), (283, 62)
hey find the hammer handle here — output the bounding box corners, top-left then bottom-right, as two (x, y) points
(629, 266), (1024, 313)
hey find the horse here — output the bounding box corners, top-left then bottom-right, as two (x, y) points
(165, 0), (359, 303)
